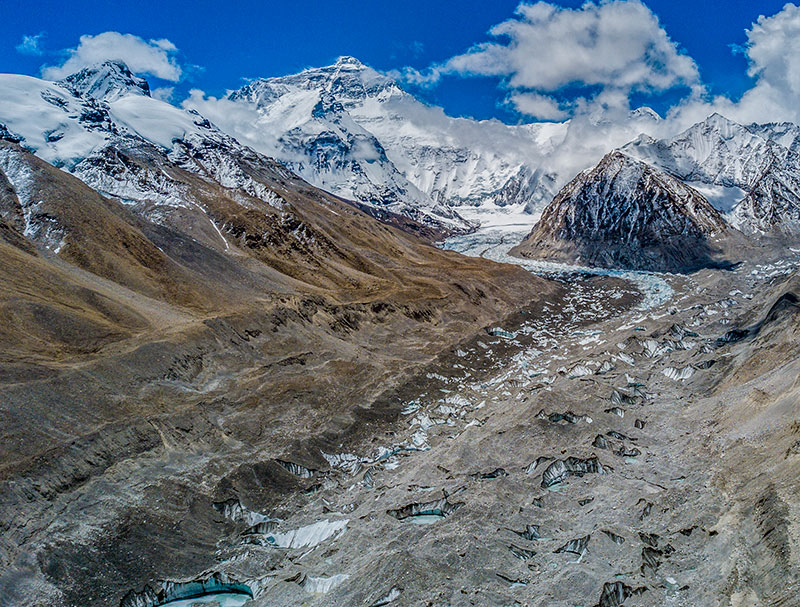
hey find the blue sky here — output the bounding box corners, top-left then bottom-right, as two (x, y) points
(1, 0), (793, 122)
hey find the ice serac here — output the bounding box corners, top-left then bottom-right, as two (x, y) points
(623, 113), (800, 234)
(57, 60), (151, 102)
(512, 151), (732, 272)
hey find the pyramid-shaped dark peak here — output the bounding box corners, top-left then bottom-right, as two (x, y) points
(512, 149), (731, 272)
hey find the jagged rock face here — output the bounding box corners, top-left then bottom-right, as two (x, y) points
(58, 60), (151, 102)
(218, 57), (568, 225)
(624, 114), (776, 191)
(747, 121), (800, 157)
(731, 161), (800, 234)
(514, 152), (730, 272)
(623, 113), (800, 234)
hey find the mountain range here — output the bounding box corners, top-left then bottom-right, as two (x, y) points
(184, 56), (576, 231)
(515, 113), (800, 271)
(2, 55), (800, 607)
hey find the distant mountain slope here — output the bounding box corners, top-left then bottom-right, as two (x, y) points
(512, 151), (732, 272)
(515, 112), (800, 272)
(189, 56), (569, 228)
(623, 113), (800, 234)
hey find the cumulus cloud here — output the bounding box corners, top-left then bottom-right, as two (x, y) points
(400, 1), (699, 119)
(746, 3), (800, 97)
(182, 89), (286, 160)
(16, 33), (44, 56)
(667, 3), (800, 128)
(454, 1), (698, 91)
(508, 92), (568, 120)
(41, 32), (182, 81)
(151, 86), (176, 102)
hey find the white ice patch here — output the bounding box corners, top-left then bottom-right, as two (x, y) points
(662, 366), (694, 381)
(568, 365), (592, 378)
(108, 94), (204, 150)
(685, 181), (746, 215)
(617, 352), (635, 365)
(321, 452), (362, 475)
(214, 500), (278, 527)
(0, 75), (109, 166)
(161, 593), (251, 607)
(642, 339), (666, 358)
(371, 587), (401, 605)
(264, 519), (348, 549)
(303, 574), (350, 594)
(441, 228), (673, 310)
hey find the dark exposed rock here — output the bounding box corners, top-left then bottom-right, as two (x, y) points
(512, 151), (733, 272)
(537, 409), (581, 424)
(614, 446), (641, 457)
(606, 431), (635, 442)
(0, 123), (23, 144)
(473, 467), (508, 480)
(596, 581), (647, 607)
(716, 292), (800, 346)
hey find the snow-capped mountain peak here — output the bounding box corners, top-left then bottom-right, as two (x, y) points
(196, 56), (572, 232)
(334, 55), (365, 68)
(512, 150), (731, 271)
(58, 60), (151, 102)
(231, 56), (403, 108)
(630, 107), (662, 122)
(621, 112), (800, 232)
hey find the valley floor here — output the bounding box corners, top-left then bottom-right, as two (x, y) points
(5, 232), (800, 607)
(113, 236), (800, 607)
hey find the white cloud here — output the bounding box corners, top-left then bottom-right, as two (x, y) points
(16, 33), (44, 56)
(151, 86), (176, 102)
(388, 65), (443, 88)
(402, 0), (699, 115)
(746, 3), (800, 97)
(182, 89), (286, 160)
(41, 32), (182, 81)
(508, 92), (568, 120)
(667, 3), (800, 127)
